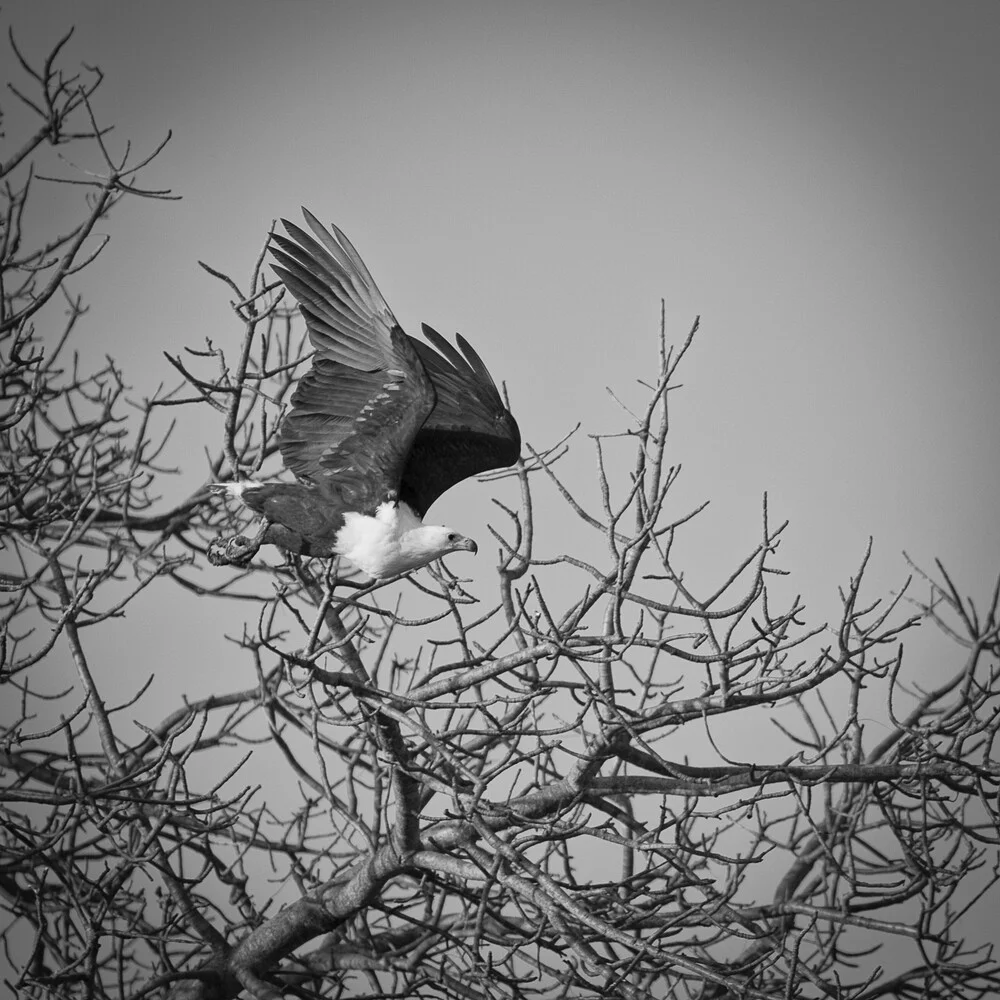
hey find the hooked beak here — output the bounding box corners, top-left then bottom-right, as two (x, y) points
(455, 536), (478, 555)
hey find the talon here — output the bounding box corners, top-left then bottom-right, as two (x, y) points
(207, 536), (230, 566)
(208, 533), (259, 567)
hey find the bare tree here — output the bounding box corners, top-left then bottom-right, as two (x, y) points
(2, 27), (999, 1000)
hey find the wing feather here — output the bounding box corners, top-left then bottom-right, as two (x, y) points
(270, 211), (520, 520)
(399, 323), (520, 516)
(272, 212), (435, 511)
(455, 332), (499, 388)
(418, 323), (470, 373)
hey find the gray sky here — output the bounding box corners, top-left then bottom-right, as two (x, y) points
(5, 0), (999, 974)
(8, 0), (999, 724)
(10, 1), (998, 612)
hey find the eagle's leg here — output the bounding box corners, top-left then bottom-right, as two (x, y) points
(207, 518), (271, 567)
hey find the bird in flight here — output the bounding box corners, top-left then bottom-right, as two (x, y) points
(208, 209), (521, 578)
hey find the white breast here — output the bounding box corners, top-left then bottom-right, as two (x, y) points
(334, 502), (430, 579)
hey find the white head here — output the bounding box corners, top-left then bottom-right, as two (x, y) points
(400, 524), (478, 571)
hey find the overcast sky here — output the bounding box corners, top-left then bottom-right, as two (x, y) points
(6, 0), (999, 709)
(10, 1), (997, 613)
(6, 0), (999, 970)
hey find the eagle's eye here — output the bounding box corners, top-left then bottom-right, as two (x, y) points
(447, 533), (457, 542)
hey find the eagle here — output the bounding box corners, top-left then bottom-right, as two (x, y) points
(208, 210), (521, 578)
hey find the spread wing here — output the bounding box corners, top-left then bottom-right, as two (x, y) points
(269, 209), (435, 513)
(400, 323), (521, 517)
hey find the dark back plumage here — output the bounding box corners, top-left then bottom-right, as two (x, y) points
(269, 210), (520, 518)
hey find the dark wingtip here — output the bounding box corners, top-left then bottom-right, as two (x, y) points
(455, 332), (497, 388)
(421, 323), (466, 371)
